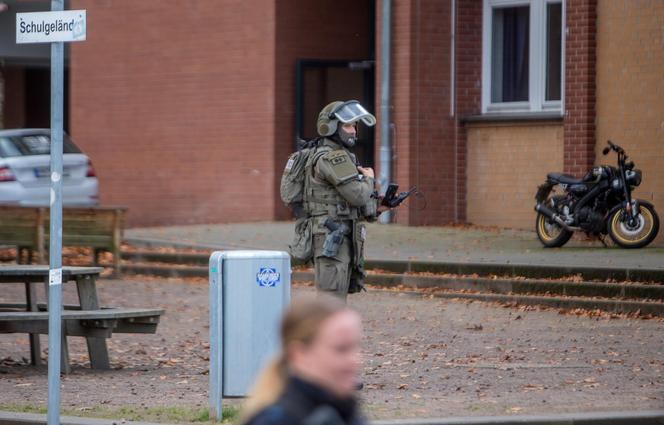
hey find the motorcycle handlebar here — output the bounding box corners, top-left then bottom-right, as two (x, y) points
(605, 140), (625, 156)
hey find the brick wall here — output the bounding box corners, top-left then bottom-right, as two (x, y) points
(274, 0), (372, 220)
(595, 0), (664, 243)
(564, 0), (597, 177)
(69, 0), (277, 227)
(69, 0), (371, 226)
(455, 0), (483, 222)
(380, 0), (456, 226)
(467, 122), (564, 229)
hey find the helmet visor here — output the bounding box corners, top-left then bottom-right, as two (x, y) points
(332, 101), (376, 127)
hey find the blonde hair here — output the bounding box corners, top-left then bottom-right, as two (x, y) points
(240, 295), (348, 423)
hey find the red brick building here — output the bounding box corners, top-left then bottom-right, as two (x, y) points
(2, 0), (662, 232)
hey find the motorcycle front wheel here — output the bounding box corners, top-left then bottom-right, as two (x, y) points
(608, 203), (660, 249)
(535, 213), (573, 248)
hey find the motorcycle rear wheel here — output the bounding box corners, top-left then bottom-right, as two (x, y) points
(608, 203), (659, 249)
(536, 212), (573, 248)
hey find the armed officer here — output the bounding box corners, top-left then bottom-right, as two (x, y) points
(303, 100), (378, 300)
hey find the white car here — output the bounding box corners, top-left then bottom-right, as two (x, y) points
(0, 129), (99, 206)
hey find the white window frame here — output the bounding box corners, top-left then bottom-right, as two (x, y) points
(481, 0), (565, 115)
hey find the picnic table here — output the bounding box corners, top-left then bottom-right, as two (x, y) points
(0, 265), (163, 373)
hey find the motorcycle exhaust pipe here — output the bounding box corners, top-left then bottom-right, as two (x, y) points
(535, 203), (572, 231)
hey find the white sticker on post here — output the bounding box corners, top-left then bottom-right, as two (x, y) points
(49, 268), (62, 286)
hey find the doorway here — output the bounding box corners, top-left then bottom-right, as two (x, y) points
(295, 59), (375, 168)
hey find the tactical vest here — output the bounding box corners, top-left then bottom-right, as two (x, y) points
(303, 143), (360, 220)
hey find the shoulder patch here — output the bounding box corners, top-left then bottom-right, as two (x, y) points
(321, 150), (358, 185)
(330, 155), (347, 165)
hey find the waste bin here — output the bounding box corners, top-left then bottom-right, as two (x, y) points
(208, 250), (291, 418)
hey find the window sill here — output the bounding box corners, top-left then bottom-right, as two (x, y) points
(461, 112), (563, 124)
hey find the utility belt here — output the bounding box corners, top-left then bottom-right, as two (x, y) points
(311, 216), (353, 235)
(305, 197), (360, 222)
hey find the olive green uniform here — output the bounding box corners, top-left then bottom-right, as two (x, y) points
(304, 138), (376, 299)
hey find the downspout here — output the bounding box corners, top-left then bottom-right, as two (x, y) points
(378, 0), (392, 224)
(451, 0), (458, 222)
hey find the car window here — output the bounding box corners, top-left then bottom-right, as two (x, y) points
(0, 134), (82, 157)
(0, 137), (22, 157)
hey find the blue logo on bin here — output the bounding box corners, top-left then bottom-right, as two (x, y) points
(257, 268), (280, 287)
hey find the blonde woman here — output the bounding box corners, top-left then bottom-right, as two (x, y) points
(241, 295), (365, 425)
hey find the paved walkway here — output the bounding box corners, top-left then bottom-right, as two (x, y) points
(126, 222), (664, 270)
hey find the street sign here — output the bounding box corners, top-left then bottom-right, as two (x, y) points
(16, 10), (86, 44)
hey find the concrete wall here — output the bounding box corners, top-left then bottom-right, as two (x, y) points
(466, 122), (564, 229)
(595, 0), (664, 242)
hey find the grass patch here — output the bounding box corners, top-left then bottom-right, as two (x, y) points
(0, 404), (239, 424)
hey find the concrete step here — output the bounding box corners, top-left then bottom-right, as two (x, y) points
(123, 263), (208, 279)
(121, 249), (664, 283)
(293, 270), (664, 301)
(121, 263), (664, 316)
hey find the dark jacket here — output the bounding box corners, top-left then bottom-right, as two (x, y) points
(244, 376), (366, 425)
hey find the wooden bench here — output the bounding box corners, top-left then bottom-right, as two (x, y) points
(0, 308), (164, 374)
(0, 265), (164, 373)
(0, 205), (126, 274)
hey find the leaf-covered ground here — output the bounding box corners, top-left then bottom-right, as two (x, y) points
(1, 277), (663, 421)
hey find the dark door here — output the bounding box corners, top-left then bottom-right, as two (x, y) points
(295, 59), (375, 168)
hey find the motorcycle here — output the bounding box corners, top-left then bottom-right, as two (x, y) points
(534, 140), (659, 248)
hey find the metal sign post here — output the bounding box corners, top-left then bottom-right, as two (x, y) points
(47, 1), (64, 423)
(16, 4), (86, 425)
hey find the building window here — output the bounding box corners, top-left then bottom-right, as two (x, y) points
(545, 2), (562, 101)
(491, 6), (530, 103)
(482, 0), (564, 114)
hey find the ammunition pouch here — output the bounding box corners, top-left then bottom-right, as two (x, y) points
(289, 217), (313, 262)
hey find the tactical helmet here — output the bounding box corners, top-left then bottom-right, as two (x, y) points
(316, 100), (376, 137)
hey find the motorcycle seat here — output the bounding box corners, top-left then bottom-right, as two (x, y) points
(547, 172), (585, 185)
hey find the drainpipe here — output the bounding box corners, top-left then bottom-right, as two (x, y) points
(378, 0), (392, 224)
(0, 66), (4, 129)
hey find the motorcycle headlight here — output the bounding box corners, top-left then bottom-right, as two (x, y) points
(626, 169), (642, 186)
(612, 178), (623, 190)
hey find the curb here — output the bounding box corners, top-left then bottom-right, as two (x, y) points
(123, 264), (208, 279)
(120, 244), (664, 283)
(122, 251), (209, 266)
(364, 260), (664, 284)
(120, 265), (664, 314)
(0, 411), (168, 425)
(293, 270), (664, 301)
(2, 410), (662, 425)
(370, 410), (664, 425)
(123, 237), (260, 252)
(292, 271), (664, 316)
(362, 273), (664, 300)
(401, 290), (664, 317)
